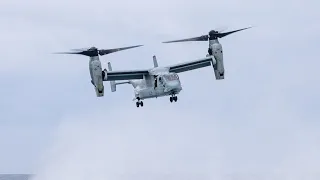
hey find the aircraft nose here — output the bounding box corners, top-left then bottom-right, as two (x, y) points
(167, 80), (180, 86)
(165, 80), (180, 90)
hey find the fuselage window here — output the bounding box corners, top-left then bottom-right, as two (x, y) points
(164, 74), (178, 81)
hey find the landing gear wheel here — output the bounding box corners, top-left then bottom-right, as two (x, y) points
(136, 99), (144, 108)
(173, 96), (177, 102)
(170, 95), (178, 103)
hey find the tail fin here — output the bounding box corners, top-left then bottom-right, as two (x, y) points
(153, 55), (158, 67)
(108, 62), (116, 92)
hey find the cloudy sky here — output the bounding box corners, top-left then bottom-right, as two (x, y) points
(0, 0), (319, 179)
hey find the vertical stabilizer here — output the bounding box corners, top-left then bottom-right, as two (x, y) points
(108, 62), (116, 92)
(108, 62), (112, 71)
(153, 55), (158, 67)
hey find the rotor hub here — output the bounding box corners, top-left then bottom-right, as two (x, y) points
(208, 30), (219, 40)
(88, 47), (97, 50)
(84, 47), (99, 57)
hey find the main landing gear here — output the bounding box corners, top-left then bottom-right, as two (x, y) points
(170, 95), (178, 103)
(136, 97), (144, 108)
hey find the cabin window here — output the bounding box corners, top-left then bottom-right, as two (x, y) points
(163, 74), (179, 81)
(158, 77), (163, 84)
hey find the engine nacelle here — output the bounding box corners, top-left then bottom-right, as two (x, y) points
(213, 57), (225, 80)
(95, 86), (104, 97)
(214, 69), (224, 80)
(209, 44), (225, 80)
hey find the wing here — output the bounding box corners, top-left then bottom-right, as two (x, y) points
(162, 35), (209, 43)
(103, 69), (149, 81)
(167, 56), (216, 73)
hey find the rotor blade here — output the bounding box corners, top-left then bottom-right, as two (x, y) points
(217, 27), (252, 38)
(162, 35), (209, 43)
(69, 48), (91, 51)
(52, 51), (83, 55)
(98, 45), (144, 56)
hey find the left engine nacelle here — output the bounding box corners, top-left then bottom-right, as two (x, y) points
(207, 54), (224, 80)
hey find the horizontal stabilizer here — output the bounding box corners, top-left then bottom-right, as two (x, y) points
(116, 81), (131, 85)
(111, 81), (131, 92)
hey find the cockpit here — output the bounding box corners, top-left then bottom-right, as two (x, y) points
(154, 73), (181, 91)
(162, 73), (179, 82)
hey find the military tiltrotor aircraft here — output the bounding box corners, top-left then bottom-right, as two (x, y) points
(102, 55), (218, 107)
(54, 45), (143, 97)
(162, 27), (252, 80)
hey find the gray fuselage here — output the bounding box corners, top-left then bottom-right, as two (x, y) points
(130, 72), (182, 100)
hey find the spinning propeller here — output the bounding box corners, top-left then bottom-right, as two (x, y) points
(54, 45), (144, 57)
(162, 27), (252, 43)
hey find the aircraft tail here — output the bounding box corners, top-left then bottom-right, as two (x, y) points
(153, 55), (158, 67)
(107, 62), (116, 92)
(107, 62), (131, 92)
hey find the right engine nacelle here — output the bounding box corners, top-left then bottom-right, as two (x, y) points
(209, 42), (225, 80)
(214, 65), (225, 80)
(212, 53), (225, 80)
(208, 54), (224, 80)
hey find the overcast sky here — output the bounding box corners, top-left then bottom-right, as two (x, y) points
(0, 0), (319, 179)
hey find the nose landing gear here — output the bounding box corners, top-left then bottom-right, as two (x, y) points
(170, 95), (178, 103)
(136, 97), (144, 107)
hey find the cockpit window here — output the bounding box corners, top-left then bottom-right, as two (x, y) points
(163, 73), (179, 81)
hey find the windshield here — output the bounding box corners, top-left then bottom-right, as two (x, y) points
(163, 73), (179, 81)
